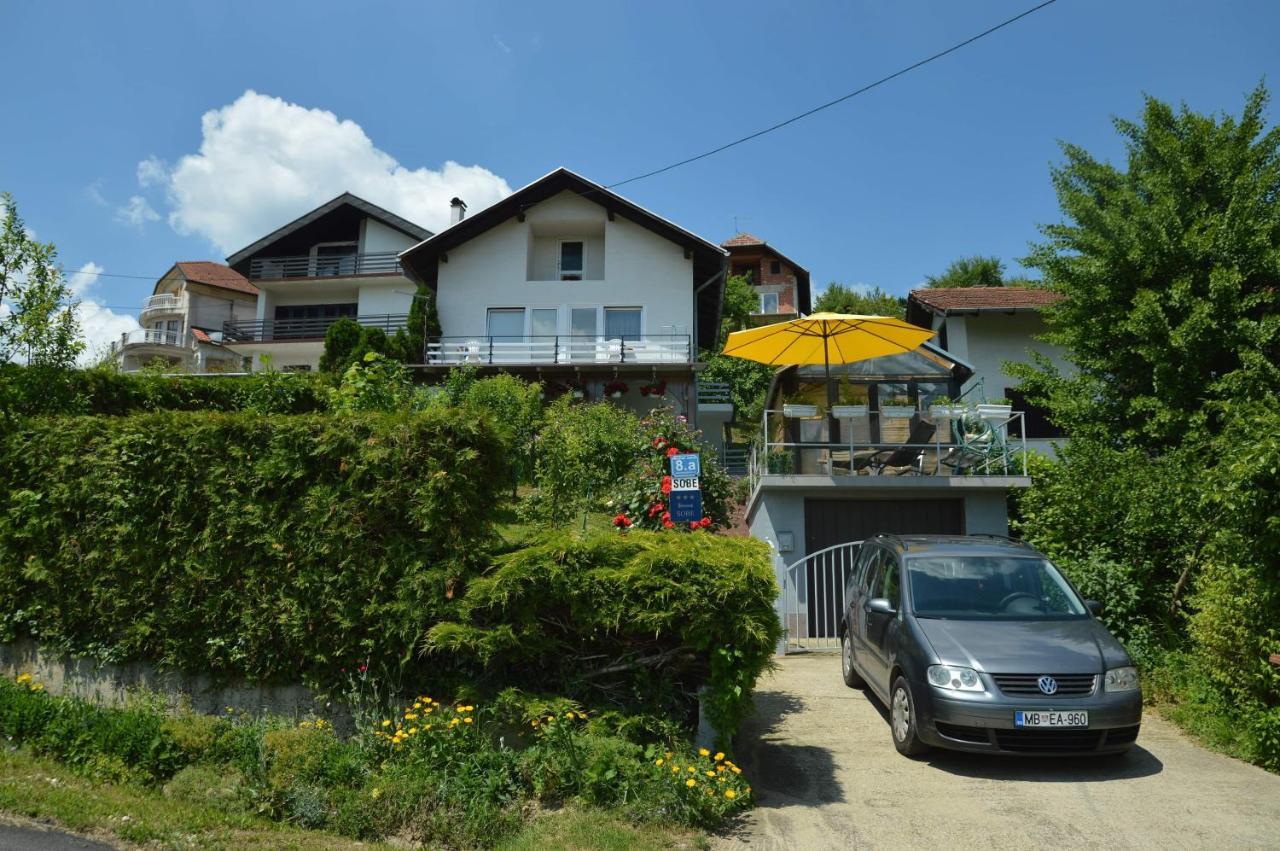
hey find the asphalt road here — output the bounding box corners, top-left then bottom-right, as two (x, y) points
(0, 823), (113, 851)
(714, 653), (1280, 850)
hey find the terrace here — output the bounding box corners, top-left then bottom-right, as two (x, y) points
(222, 313), (410, 343)
(246, 251), (404, 281)
(424, 334), (691, 366)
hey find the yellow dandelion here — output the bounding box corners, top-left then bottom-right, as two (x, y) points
(687, 766), (696, 774)
(531, 719), (539, 728)
(731, 766), (742, 774)
(371, 787), (382, 800)
(404, 712), (418, 720)
(685, 778), (697, 788)
(698, 747), (710, 757)
(664, 751), (673, 759)
(413, 702), (422, 709)
(546, 715), (555, 723)
(449, 718), (460, 727)
(655, 758), (664, 767)
(463, 717), (474, 724)
(409, 727), (418, 734)
(15, 673), (31, 684)
(381, 719), (391, 728)
(425, 724), (432, 730)
(725, 789), (737, 800)
(29, 683), (43, 692)
(714, 752), (725, 761)
(565, 711), (575, 720)
(705, 770), (715, 777)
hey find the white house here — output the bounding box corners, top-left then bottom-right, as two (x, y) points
(905, 286), (1069, 455)
(111, 262), (258, 373)
(397, 167), (729, 422)
(221, 193), (433, 372)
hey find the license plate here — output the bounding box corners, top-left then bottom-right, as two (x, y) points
(1015, 710), (1088, 728)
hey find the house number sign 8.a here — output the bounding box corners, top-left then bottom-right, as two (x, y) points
(669, 453), (703, 523)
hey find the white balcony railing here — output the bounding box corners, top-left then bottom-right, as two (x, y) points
(140, 293), (183, 318)
(112, 328), (187, 352)
(247, 252), (403, 280)
(425, 335), (691, 366)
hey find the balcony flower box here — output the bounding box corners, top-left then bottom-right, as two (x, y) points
(929, 403), (968, 419)
(783, 403), (819, 419)
(977, 403), (1013, 423)
(830, 404), (869, 419)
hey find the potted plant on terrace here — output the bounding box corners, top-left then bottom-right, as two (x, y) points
(977, 397), (1013, 423)
(603, 380), (629, 399)
(880, 397), (916, 419)
(639, 379), (667, 397)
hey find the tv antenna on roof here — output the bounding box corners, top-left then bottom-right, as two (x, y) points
(733, 215), (751, 234)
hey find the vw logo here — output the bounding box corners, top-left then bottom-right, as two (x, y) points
(1037, 675), (1059, 695)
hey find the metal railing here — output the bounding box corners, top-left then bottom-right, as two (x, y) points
(140, 294), (183, 317)
(721, 446), (749, 477)
(222, 313), (410, 343)
(247, 252), (404, 280)
(747, 406), (1029, 495)
(111, 328), (187, 352)
(696, 380), (732, 404)
(782, 541), (863, 652)
(425, 334), (691, 366)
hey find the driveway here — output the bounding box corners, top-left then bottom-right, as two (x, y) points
(715, 653), (1280, 850)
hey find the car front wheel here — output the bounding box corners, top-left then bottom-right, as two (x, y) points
(841, 632), (864, 688)
(890, 676), (929, 757)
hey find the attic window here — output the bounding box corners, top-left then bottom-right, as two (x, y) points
(559, 240), (584, 280)
(770, 260), (782, 275)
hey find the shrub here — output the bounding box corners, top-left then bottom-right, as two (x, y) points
(426, 530), (780, 746)
(0, 408), (506, 686)
(523, 397), (643, 521)
(319, 319), (362, 373)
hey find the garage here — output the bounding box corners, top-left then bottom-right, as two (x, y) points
(802, 498), (964, 638)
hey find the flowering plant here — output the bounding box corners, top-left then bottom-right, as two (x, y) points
(639, 380), (667, 397)
(603, 380), (629, 398)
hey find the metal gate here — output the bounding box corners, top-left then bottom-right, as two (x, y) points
(781, 541), (862, 652)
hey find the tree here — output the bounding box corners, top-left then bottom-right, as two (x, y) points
(924, 255), (1006, 288)
(1012, 83), (1280, 448)
(813, 283), (904, 318)
(718, 273), (757, 344)
(700, 351), (774, 425)
(320, 318), (362, 372)
(0, 193), (82, 368)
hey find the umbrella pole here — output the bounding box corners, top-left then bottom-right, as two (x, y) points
(824, 322), (839, 449)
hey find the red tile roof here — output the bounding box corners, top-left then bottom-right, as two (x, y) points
(908, 286), (1060, 313)
(174, 261), (258, 296)
(721, 232), (767, 248)
(190, 327), (212, 343)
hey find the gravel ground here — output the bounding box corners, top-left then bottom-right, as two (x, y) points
(714, 653), (1280, 850)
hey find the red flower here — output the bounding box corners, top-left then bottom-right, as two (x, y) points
(612, 513), (632, 529)
(666, 446), (680, 458)
(689, 520), (699, 530)
(358, 664), (368, 673)
(660, 475), (672, 495)
(661, 511), (671, 522)
(652, 437), (668, 449)
(662, 520), (675, 529)
(700, 517), (712, 528)
(648, 502), (665, 518)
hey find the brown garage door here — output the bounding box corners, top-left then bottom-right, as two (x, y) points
(804, 498), (964, 553)
(801, 499), (964, 639)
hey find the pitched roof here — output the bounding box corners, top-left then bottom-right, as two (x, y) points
(905, 286), (1060, 328)
(224, 192), (432, 266)
(172, 262), (258, 296)
(721, 232), (766, 248)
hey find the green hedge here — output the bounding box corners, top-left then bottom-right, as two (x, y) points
(428, 531), (780, 744)
(0, 365), (331, 418)
(0, 409), (506, 684)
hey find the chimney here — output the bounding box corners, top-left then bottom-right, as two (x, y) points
(450, 197), (467, 225)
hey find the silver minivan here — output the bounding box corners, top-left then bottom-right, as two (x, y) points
(840, 535), (1142, 757)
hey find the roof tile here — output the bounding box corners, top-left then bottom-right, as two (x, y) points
(174, 262), (258, 296)
(908, 286), (1060, 312)
(721, 232), (767, 248)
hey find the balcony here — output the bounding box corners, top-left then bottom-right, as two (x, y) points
(425, 335), (690, 366)
(139, 293), (183, 321)
(747, 405), (1029, 494)
(222, 314), (410, 343)
(247, 252), (404, 281)
(111, 328), (187, 353)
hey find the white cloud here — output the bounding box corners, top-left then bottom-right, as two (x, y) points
(151, 90), (513, 255)
(85, 180), (109, 207)
(68, 262), (141, 366)
(115, 195), (160, 228)
(136, 156), (167, 188)
(493, 35), (512, 53)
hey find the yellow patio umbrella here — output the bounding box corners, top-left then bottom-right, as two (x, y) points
(723, 312), (937, 412)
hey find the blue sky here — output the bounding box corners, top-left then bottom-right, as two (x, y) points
(1, 0), (1277, 352)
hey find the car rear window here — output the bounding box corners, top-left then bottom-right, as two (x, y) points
(907, 556), (1087, 619)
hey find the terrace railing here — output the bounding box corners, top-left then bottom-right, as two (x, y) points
(747, 405), (1029, 495)
(140, 293), (184, 319)
(222, 313), (410, 343)
(111, 328), (187, 353)
(425, 334), (691, 366)
(247, 252), (404, 280)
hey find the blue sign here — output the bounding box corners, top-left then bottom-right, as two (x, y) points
(670, 453), (701, 478)
(669, 489), (703, 524)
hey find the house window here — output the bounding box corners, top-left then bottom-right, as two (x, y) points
(604, 308), (642, 340)
(313, 242), (358, 276)
(558, 240), (585, 280)
(570, 307), (598, 338)
(1005, 388), (1065, 439)
(531, 308), (558, 339)
(760, 292), (780, 314)
(770, 260), (782, 275)
(487, 308), (526, 341)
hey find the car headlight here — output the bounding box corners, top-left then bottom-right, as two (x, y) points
(927, 665), (985, 692)
(1105, 666), (1140, 692)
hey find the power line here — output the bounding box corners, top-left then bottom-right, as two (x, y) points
(606, 0), (1058, 189)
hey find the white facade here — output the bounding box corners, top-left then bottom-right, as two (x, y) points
(435, 191), (696, 344)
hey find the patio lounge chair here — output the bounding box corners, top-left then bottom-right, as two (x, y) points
(850, 415), (938, 475)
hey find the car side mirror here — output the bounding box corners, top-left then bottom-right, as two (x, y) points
(1084, 600), (1103, 616)
(867, 597), (896, 616)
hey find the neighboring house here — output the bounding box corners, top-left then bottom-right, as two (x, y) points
(905, 286), (1068, 454)
(721, 233), (812, 323)
(111, 262), (258, 373)
(221, 193), (434, 372)
(397, 167), (729, 425)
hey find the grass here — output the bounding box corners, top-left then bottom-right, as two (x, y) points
(0, 747), (379, 850)
(0, 748), (709, 850)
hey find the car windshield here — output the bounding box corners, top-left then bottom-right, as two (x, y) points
(906, 556), (1087, 619)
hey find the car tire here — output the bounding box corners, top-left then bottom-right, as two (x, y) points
(890, 676), (929, 757)
(841, 631), (864, 688)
